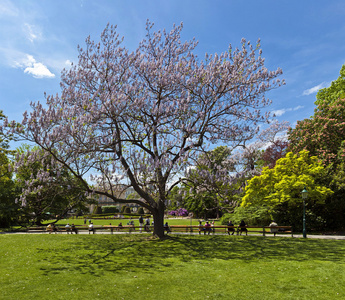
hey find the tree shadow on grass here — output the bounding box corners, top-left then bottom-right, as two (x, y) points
(38, 235), (345, 276)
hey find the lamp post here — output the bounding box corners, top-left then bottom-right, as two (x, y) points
(301, 187), (308, 238)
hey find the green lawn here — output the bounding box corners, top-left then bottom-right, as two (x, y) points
(1, 234), (345, 299)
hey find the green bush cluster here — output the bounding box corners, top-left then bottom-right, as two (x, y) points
(102, 206), (119, 214)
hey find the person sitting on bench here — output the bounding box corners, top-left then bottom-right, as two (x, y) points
(204, 221), (212, 235)
(269, 220), (278, 236)
(164, 222), (171, 233)
(88, 222), (95, 234)
(71, 223), (78, 234)
(227, 220), (235, 235)
(144, 219), (150, 232)
(238, 220), (248, 235)
(65, 223), (71, 234)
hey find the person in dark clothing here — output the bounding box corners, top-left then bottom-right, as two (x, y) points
(71, 223), (78, 234)
(204, 221), (212, 235)
(139, 215), (144, 233)
(164, 222), (171, 233)
(238, 220), (248, 235)
(227, 220), (235, 235)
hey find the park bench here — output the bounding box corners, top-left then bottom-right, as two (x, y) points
(232, 225), (293, 237)
(27, 226), (68, 233)
(103, 225), (139, 233)
(26, 224), (293, 237)
(166, 225), (293, 237)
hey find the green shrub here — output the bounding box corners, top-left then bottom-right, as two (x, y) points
(93, 206), (103, 215)
(121, 205), (127, 213)
(220, 205), (272, 226)
(102, 206), (119, 214)
(138, 207), (144, 215)
(125, 207), (131, 214)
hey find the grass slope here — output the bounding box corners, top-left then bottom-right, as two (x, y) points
(1, 234), (345, 299)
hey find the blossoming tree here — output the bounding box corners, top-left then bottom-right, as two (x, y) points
(5, 21), (283, 238)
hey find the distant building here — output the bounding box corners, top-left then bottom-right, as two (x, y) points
(89, 185), (141, 213)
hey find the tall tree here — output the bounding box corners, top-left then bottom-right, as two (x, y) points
(261, 140), (289, 169)
(183, 146), (237, 218)
(289, 90), (345, 229)
(14, 146), (91, 225)
(0, 111), (19, 227)
(242, 150), (333, 228)
(5, 21), (283, 238)
(316, 64), (345, 105)
(288, 97), (345, 171)
(259, 120), (290, 169)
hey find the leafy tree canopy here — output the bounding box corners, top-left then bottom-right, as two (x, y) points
(242, 150), (333, 209)
(316, 64), (345, 105)
(5, 21), (283, 238)
(14, 145), (91, 225)
(288, 97), (345, 169)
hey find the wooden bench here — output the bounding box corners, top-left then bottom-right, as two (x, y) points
(26, 225), (293, 237)
(100, 225), (293, 236)
(232, 225), (293, 237)
(166, 225), (293, 237)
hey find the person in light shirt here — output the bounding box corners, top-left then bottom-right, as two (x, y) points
(269, 220), (278, 237)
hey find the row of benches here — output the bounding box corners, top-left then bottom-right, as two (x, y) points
(26, 225), (293, 236)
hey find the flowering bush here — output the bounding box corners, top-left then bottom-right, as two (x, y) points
(177, 208), (188, 216)
(168, 208), (189, 217)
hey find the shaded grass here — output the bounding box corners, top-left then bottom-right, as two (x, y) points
(1, 234), (345, 299)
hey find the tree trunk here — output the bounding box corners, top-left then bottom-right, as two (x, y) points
(152, 201), (165, 239)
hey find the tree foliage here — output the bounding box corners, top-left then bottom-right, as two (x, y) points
(5, 21), (283, 238)
(288, 97), (345, 171)
(242, 151), (335, 229)
(316, 64), (345, 105)
(14, 146), (91, 225)
(0, 111), (19, 227)
(289, 66), (345, 229)
(261, 140), (289, 169)
(0, 150), (19, 227)
(242, 150), (332, 208)
(182, 146), (239, 218)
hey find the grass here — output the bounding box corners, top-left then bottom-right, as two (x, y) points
(1, 234), (345, 299)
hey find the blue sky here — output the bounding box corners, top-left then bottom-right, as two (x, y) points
(1, 0), (345, 138)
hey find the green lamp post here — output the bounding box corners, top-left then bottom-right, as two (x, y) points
(301, 187), (308, 238)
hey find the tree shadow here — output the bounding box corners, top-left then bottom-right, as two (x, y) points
(38, 235), (345, 276)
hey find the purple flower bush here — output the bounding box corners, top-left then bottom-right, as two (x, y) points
(168, 208), (189, 217)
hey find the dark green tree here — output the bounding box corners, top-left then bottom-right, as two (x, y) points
(0, 111), (20, 227)
(316, 64), (345, 105)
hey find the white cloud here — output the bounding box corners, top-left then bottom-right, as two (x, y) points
(0, 0), (18, 16)
(24, 23), (42, 42)
(302, 82), (329, 96)
(293, 105), (304, 111)
(272, 109), (286, 117)
(272, 105), (304, 117)
(15, 54), (55, 79)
